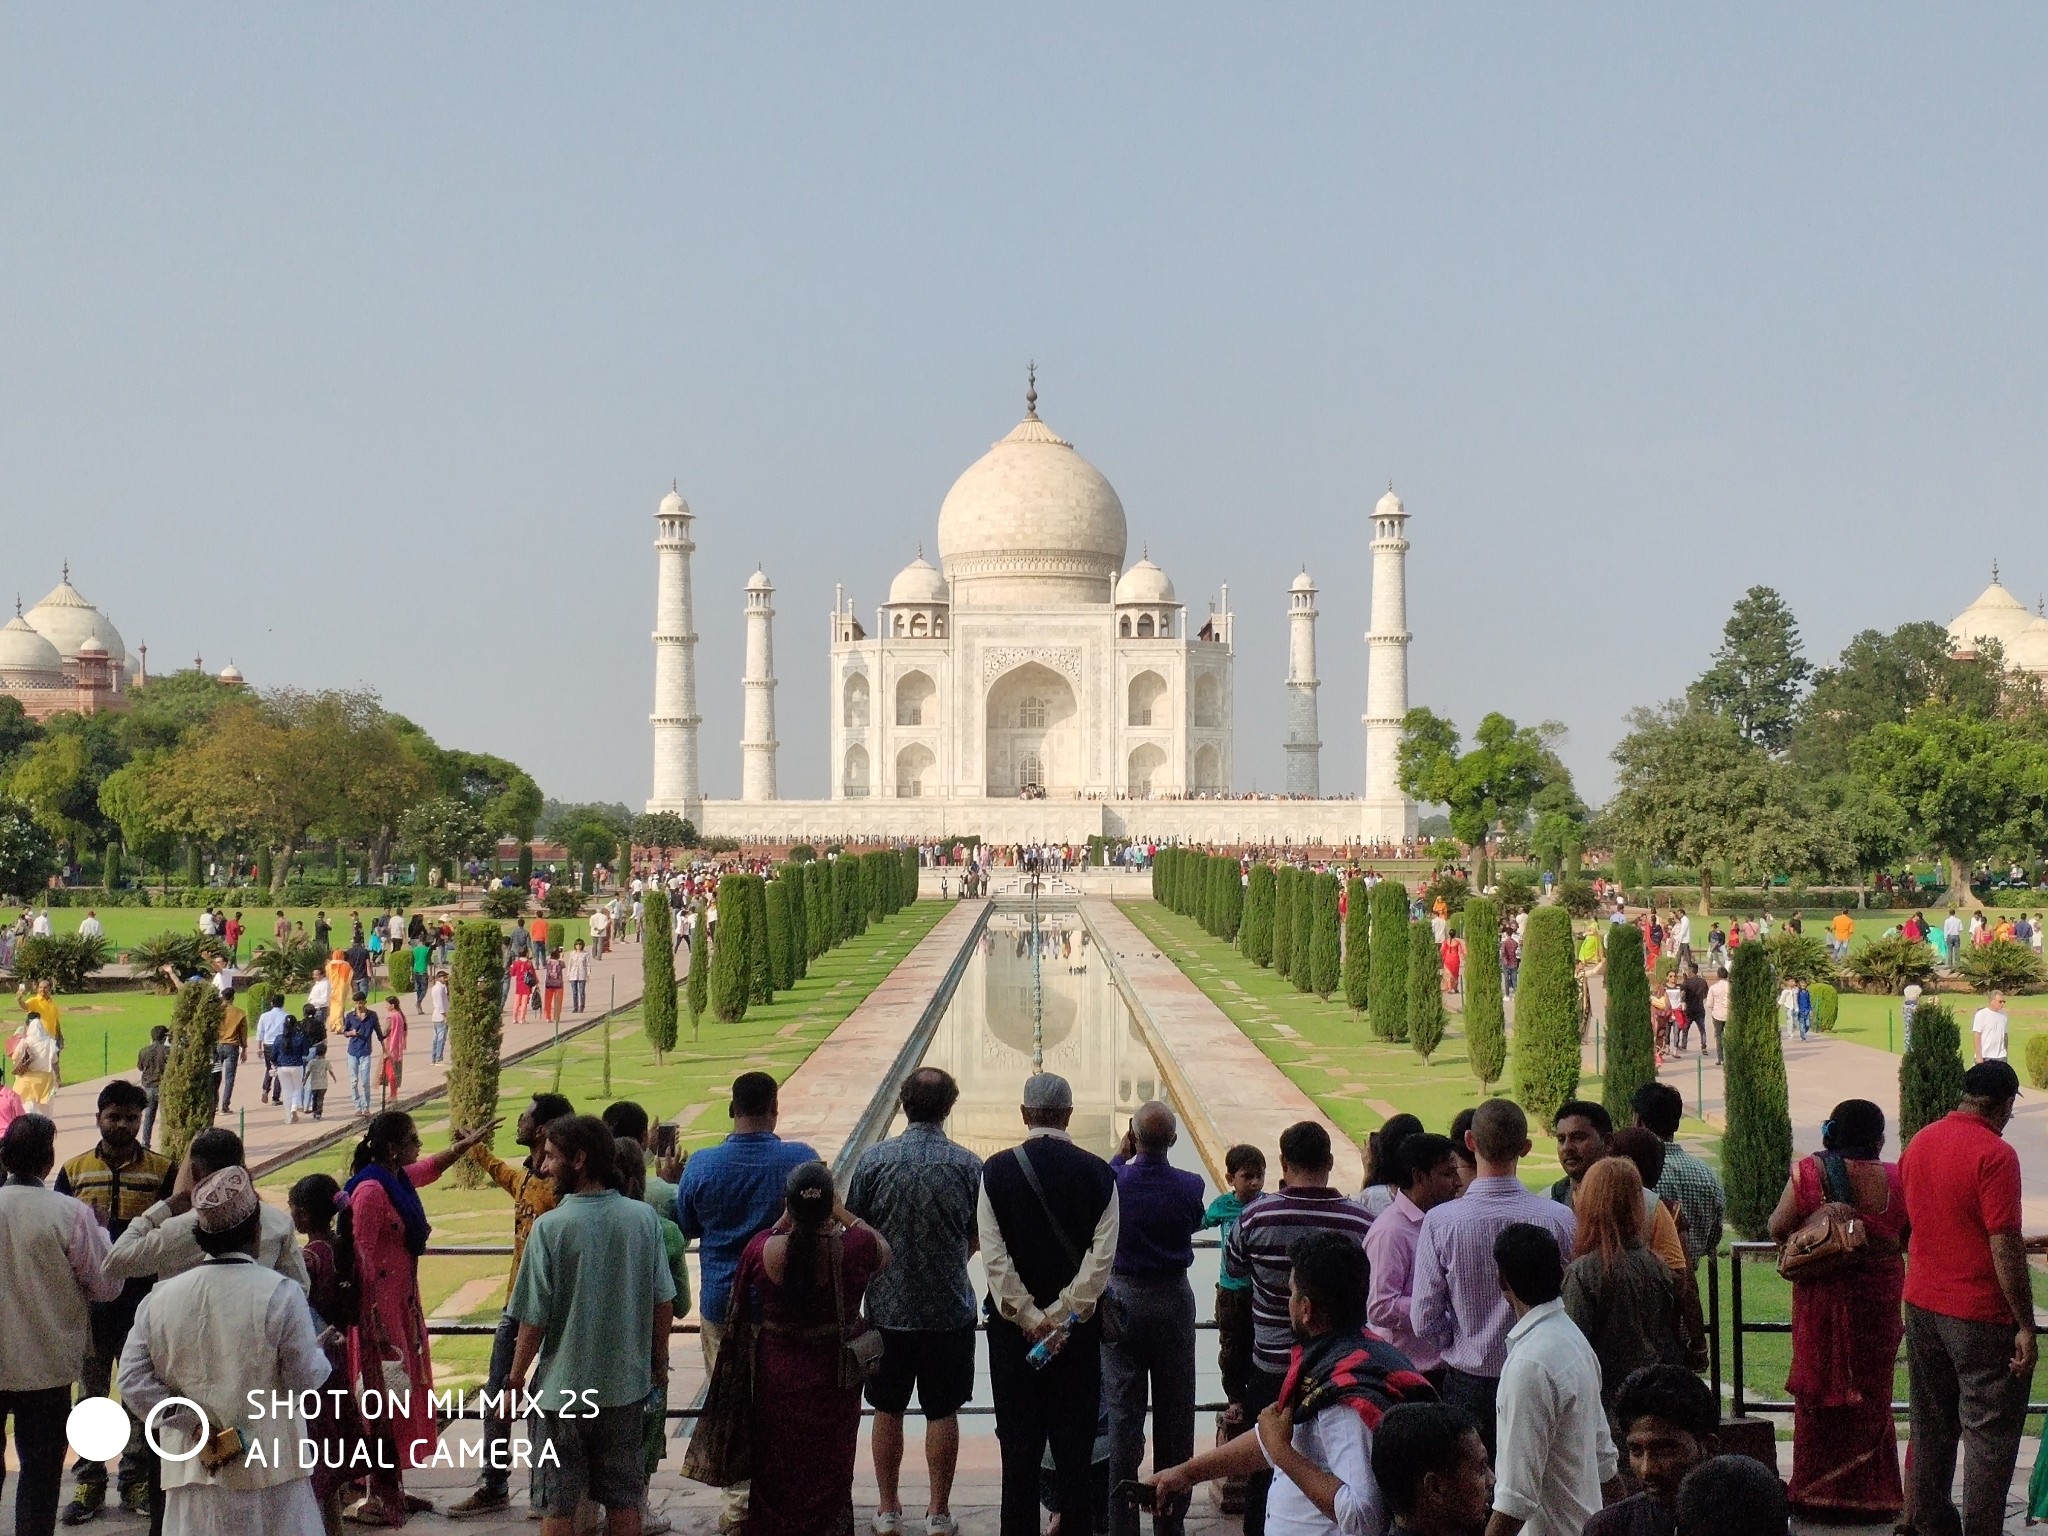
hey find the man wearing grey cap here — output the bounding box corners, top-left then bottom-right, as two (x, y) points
(978, 1072), (1120, 1536)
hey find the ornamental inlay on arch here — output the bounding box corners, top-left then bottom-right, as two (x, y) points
(981, 646), (1084, 685)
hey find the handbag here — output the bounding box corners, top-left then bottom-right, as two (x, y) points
(682, 1289), (754, 1487)
(832, 1231), (885, 1389)
(1777, 1152), (1869, 1283)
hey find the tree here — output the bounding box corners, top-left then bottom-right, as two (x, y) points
(1398, 708), (1565, 854)
(1512, 906), (1579, 1127)
(97, 756), (185, 886)
(398, 796), (492, 887)
(562, 818), (620, 892)
(1722, 941), (1792, 1238)
(1793, 621), (2004, 776)
(1308, 874), (1341, 999)
(1342, 878), (1370, 1015)
(746, 875), (774, 1004)
(803, 861), (829, 959)
(1606, 703), (1850, 914)
(1689, 585), (1812, 753)
(1218, 860), (1243, 943)
(684, 901), (710, 1035)
(641, 889), (677, 1059)
(1464, 898), (1507, 1091)
(159, 982), (222, 1164)
(1852, 707), (2048, 898)
(1241, 865), (1276, 967)
(765, 879), (796, 992)
(0, 796), (60, 901)
(1271, 868), (1297, 978)
(710, 875), (752, 1022)
(1368, 879), (1410, 1042)
(1288, 874), (1316, 994)
(446, 921), (506, 1188)
(8, 732), (107, 856)
(1407, 922), (1446, 1062)
(1899, 1001), (1965, 1147)
(0, 696), (42, 769)
(1601, 923), (1656, 1124)
(780, 866), (809, 982)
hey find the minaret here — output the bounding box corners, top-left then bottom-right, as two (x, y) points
(648, 484), (702, 813)
(1284, 569), (1321, 796)
(740, 567), (778, 801)
(1363, 486), (1419, 837)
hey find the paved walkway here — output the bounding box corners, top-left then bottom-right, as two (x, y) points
(41, 933), (652, 1174)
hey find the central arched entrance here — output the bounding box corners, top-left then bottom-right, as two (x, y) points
(985, 662), (1079, 797)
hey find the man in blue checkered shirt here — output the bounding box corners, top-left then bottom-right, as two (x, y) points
(1631, 1082), (1723, 1267)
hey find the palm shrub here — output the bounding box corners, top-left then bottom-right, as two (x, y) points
(685, 901), (709, 1036)
(1407, 922), (1446, 1062)
(250, 934), (324, 993)
(1309, 874), (1342, 999)
(1555, 880), (1599, 920)
(1242, 865), (1276, 967)
(1369, 879), (1410, 1042)
(1512, 906), (1579, 1126)
(710, 875), (753, 1022)
(129, 932), (225, 991)
(1765, 931), (1834, 985)
(447, 921), (506, 1188)
(12, 934), (111, 993)
(159, 982), (222, 1164)
(1899, 1001), (1964, 1146)
(746, 875), (774, 1004)
(1342, 878), (1370, 1015)
(1810, 981), (1839, 1033)
(1272, 868), (1297, 979)
(641, 889), (677, 1059)
(481, 887), (527, 919)
(765, 880), (795, 992)
(1601, 922), (1656, 1124)
(1958, 938), (2045, 993)
(1464, 898), (1506, 1090)
(1722, 941), (1792, 1237)
(1845, 935), (1937, 993)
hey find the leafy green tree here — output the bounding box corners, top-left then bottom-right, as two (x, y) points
(641, 889), (677, 1059)
(1398, 709), (1566, 855)
(746, 875), (774, 1003)
(1368, 879), (1410, 1042)
(1852, 707), (2048, 898)
(562, 818), (621, 892)
(710, 874), (752, 1022)
(0, 796), (60, 901)
(901, 846), (920, 907)
(398, 796), (492, 888)
(1288, 874), (1316, 993)
(447, 921), (506, 1187)
(1601, 923), (1656, 1123)
(1241, 865), (1276, 966)
(1512, 906), (1580, 1126)
(1220, 859), (1243, 942)
(1606, 703), (1850, 914)
(1407, 921), (1446, 1062)
(865, 852), (888, 923)
(1271, 868), (1297, 978)
(1689, 585), (1812, 753)
(780, 866), (809, 982)
(159, 982), (223, 1164)
(802, 861), (829, 959)
(0, 696), (42, 769)
(1463, 898), (1507, 1091)
(1899, 1001), (1965, 1146)
(1723, 941), (1792, 1237)
(1342, 878), (1370, 1014)
(1793, 621), (2004, 776)
(1308, 874), (1341, 999)
(765, 879), (795, 992)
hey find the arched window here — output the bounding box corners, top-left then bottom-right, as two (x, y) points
(843, 744), (870, 798)
(1136, 613), (1155, 638)
(909, 613), (929, 637)
(1119, 614), (1132, 638)
(1127, 671), (1168, 728)
(843, 673), (870, 728)
(1128, 743), (1166, 799)
(1157, 610), (1173, 637)
(892, 613), (907, 636)
(895, 743), (935, 798)
(1192, 743), (1221, 791)
(1017, 696), (1048, 730)
(933, 617), (945, 637)
(1191, 673), (1222, 728)
(1018, 752), (1044, 791)
(896, 671), (937, 727)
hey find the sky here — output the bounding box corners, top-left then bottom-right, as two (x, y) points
(5, 9), (2046, 807)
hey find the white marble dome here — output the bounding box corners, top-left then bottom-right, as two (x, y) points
(1376, 487), (1405, 519)
(936, 412), (1128, 608)
(888, 553), (948, 606)
(2006, 616), (2048, 673)
(1291, 569), (1316, 593)
(746, 567), (773, 592)
(24, 576), (125, 668)
(0, 612), (62, 676)
(658, 487), (690, 518)
(1947, 579), (2032, 651)
(1114, 557), (1176, 606)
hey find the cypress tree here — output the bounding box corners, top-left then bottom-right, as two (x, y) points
(159, 982), (222, 1164)
(1288, 876), (1316, 993)
(1309, 874), (1341, 999)
(1407, 921), (1446, 1062)
(1368, 879), (1410, 1041)
(1464, 898), (1506, 1091)
(1242, 865), (1276, 966)
(764, 880), (795, 992)
(746, 874), (774, 1003)
(710, 874), (752, 1022)
(1899, 1000), (1965, 1148)
(1220, 860), (1243, 943)
(823, 860), (846, 946)
(1512, 906), (1579, 1127)
(848, 859), (870, 937)
(867, 852), (888, 922)
(803, 861), (829, 959)
(902, 846), (920, 906)
(447, 921), (506, 1187)
(1342, 878), (1370, 1016)
(641, 888), (677, 1060)
(1723, 941), (1792, 1238)
(1272, 868), (1297, 979)
(1601, 923), (1655, 1124)
(685, 901), (709, 1035)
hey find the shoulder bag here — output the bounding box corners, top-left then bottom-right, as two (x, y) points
(832, 1229), (885, 1389)
(681, 1277), (755, 1487)
(1776, 1152), (1868, 1283)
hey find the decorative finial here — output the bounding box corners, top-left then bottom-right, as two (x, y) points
(12, 595), (18, 618)
(1143, 543), (1149, 561)
(61, 560), (69, 584)
(671, 478), (678, 493)
(1025, 361), (1038, 420)
(1994, 557), (2001, 584)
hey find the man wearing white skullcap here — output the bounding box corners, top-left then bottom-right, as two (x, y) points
(117, 1166), (329, 1536)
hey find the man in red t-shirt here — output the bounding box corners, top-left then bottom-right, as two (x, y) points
(1900, 1059), (2032, 1536)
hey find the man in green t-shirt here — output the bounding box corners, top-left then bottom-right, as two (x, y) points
(509, 1115), (675, 1536)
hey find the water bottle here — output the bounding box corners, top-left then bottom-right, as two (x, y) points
(1027, 1312), (1080, 1370)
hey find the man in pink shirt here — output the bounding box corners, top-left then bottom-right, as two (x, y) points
(1364, 1132), (1462, 1375)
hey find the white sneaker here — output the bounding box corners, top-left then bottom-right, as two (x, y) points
(925, 1517), (958, 1536)
(873, 1513), (904, 1536)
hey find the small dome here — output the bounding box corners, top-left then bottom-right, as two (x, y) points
(657, 487), (690, 517)
(77, 636), (108, 657)
(936, 410), (1128, 608)
(1948, 580), (2032, 651)
(888, 553), (949, 606)
(1114, 557), (1176, 606)
(1290, 569), (1316, 593)
(218, 662), (244, 684)
(2006, 616), (2048, 673)
(24, 574), (125, 668)
(746, 568), (773, 592)
(0, 613), (62, 675)
(1375, 487), (1405, 518)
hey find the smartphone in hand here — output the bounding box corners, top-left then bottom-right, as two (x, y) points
(655, 1123), (680, 1159)
(1112, 1481), (1155, 1513)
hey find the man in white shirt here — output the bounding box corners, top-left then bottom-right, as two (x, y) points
(1485, 1222), (1620, 1536)
(103, 1128), (308, 1292)
(31, 907), (53, 937)
(256, 992), (290, 1105)
(1974, 991), (2010, 1063)
(77, 909), (104, 942)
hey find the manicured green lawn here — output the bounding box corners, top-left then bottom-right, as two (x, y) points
(254, 901), (947, 1388)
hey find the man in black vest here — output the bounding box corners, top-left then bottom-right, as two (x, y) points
(978, 1072), (1121, 1536)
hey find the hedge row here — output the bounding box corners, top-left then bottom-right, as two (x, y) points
(701, 849), (919, 1026)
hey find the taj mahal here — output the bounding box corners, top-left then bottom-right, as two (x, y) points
(646, 376), (1419, 847)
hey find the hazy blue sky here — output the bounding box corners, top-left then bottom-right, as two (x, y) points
(5, 9), (2045, 808)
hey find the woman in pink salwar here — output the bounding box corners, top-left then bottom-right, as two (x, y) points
(341, 1110), (498, 1525)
